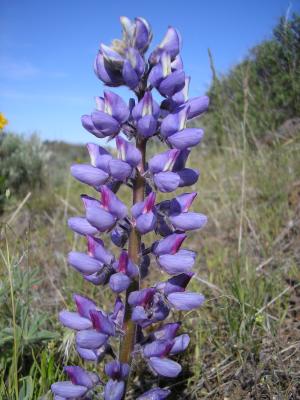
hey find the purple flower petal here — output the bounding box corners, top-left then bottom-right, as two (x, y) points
(154, 171), (180, 193)
(148, 149), (180, 173)
(81, 115), (105, 138)
(73, 293), (97, 318)
(104, 379), (125, 400)
(131, 305), (148, 324)
(169, 334), (190, 355)
(123, 59), (139, 89)
(59, 311), (92, 330)
(161, 272), (194, 295)
(153, 322), (181, 340)
(70, 164), (108, 187)
(94, 52), (123, 87)
(126, 47), (145, 76)
(157, 249), (195, 275)
(167, 292), (205, 310)
(126, 258), (139, 278)
(104, 91), (130, 124)
(132, 91), (160, 121)
(116, 136), (142, 168)
(160, 111), (181, 139)
(171, 76), (190, 106)
(68, 217), (98, 236)
(108, 159), (133, 181)
(137, 387), (171, 400)
(87, 143), (112, 170)
(158, 27), (182, 59)
(170, 212), (207, 231)
(87, 236), (114, 265)
(101, 186), (128, 220)
(153, 233), (186, 256)
(136, 212), (157, 234)
(76, 346), (98, 361)
(51, 382), (87, 398)
(84, 270), (110, 285)
(101, 44), (124, 65)
(89, 309), (116, 336)
(128, 288), (156, 306)
(105, 361), (130, 380)
(158, 70), (185, 97)
(170, 192), (197, 213)
(187, 96), (209, 119)
(177, 168), (199, 187)
(109, 272), (131, 293)
(148, 63), (163, 88)
(134, 17), (152, 53)
(85, 206), (116, 232)
(76, 330), (108, 349)
(137, 115), (157, 138)
(143, 339), (173, 358)
(64, 366), (94, 389)
(168, 128), (204, 149)
(68, 252), (103, 275)
(91, 111), (120, 136)
(148, 357), (182, 378)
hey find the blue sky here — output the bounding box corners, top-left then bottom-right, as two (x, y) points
(0, 0), (298, 143)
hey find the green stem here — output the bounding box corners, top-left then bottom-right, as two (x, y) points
(119, 138), (146, 397)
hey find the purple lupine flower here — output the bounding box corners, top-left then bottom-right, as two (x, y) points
(67, 216), (98, 236)
(167, 291), (205, 311)
(81, 186), (127, 232)
(83, 91), (129, 138)
(148, 148), (199, 192)
(122, 47), (145, 89)
(156, 192), (207, 232)
(108, 136), (142, 181)
(149, 26), (182, 63)
(161, 104), (204, 150)
(131, 192), (157, 234)
(94, 46), (124, 87)
(81, 195), (116, 232)
(51, 366), (101, 399)
(137, 387), (171, 399)
(104, 361), (130, 400)
(109, 250), (138, 293)
(53, 16), (209, 400)
(120, 16), (152, 54)
(70, 164), (109, 188)
(163, 75), (210, 119)
(156, 272), (194, 295)
(141, 328), (190, 377)
(157, 273), (205, 311)
(132, 91), (160, 138)
(128, 288), (169, 328)
(148, 52), (185, 98)
(148, 149), (181, 192)
(59, 294), (96, 330)
(67, 236), (115, 279)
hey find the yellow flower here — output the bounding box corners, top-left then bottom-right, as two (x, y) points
(0, 113), (8, 130)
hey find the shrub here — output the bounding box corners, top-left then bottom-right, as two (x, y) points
(0, 133), (47, 212)
(202, 13), (300, 146)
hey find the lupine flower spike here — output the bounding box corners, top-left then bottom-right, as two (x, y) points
(52, 15), (208, 399)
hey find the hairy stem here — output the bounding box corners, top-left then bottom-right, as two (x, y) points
(119, 138), (146, 396)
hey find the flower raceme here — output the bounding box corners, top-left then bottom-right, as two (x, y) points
(52, 15), (208, 400)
